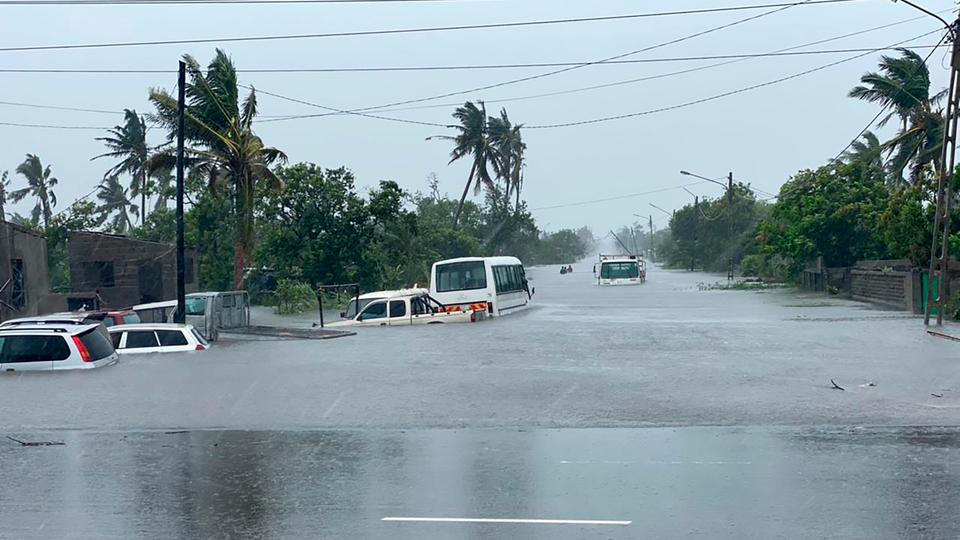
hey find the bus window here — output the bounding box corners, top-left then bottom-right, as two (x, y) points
(436, 261), (487, 292)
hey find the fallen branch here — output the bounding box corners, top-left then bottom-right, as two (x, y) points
(830, 379), (846, 391)
(931, 393), (944, 398)
(5, 435), (64, 447)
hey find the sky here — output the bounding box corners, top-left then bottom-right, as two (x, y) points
(0, 0), (955, 235)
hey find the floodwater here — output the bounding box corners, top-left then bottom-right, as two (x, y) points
(0, 264), (956, 430)
(2, 264), (960, 538)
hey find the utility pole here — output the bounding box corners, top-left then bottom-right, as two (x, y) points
(175, 60), (186, 325)
(727, 171), (735, 282)
(925, 18), (960, 326)
(691, 195), (698, 272)
(648, 214), (654, 262)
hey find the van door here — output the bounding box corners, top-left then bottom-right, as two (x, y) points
(387, 300), (410, 326)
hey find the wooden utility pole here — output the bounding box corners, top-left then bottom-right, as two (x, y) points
(175, 60), (186, 325)
(691, 195), (698, 272)
(925, 19), (960, 326)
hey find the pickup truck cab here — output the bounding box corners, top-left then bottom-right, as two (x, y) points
(330, 289), (487, 327)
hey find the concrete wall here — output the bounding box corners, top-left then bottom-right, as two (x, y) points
(0, 222), (50, 321)
(850, 269), (914, 311)
(68, 231), (198, 309)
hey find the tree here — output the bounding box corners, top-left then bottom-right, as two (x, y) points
(842, 131), (886, 184)
(149, 49), (287, 288)
(849, 48), (944, 185)
(96, 175), (139, 234)
(150, 169), (175, 211)
(93, 109), (152, 224)
(431, 101), (494, 226)
(487, 108), (526, 209)
(9, 154), (57, 227)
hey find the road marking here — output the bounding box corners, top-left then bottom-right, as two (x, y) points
(322, 390), (348, 419)
(381, 517), (631, 526)
(560, 460), (752, 465)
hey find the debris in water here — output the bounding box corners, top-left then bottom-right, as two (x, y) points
(931, 393), (944, 398)
(830, 379), (846, 391)
(5, 435), (64, 447)
(859, 382), (877, 388)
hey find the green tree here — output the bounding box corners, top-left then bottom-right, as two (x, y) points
(45, 201), (104, 292)
(10, 154), (57, 227)
(96, 175), (139, 234)
(149, 48), (287, 288)
(849, 48), (944, 185)
(93, 109), (152, 224)
(758, 163), (888, 274)
(430, 101), (494, 226)
(842, 131), (886, 184)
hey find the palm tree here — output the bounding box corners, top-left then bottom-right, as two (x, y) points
(9, 154), (57, 227)
(429, 101), (495, 226)
(148, 49), (287, 288)
(96, 175), (139, 234)
(487, 108), (526, 209)
(150, 169), (175, 211)
(842, 131), (886, 183)
(93, 109), (152, 224)
(849, 48), (945, 184)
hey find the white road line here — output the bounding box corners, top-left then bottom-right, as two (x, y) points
(322, 390), (348, 419)
(381, 517), (631, 526)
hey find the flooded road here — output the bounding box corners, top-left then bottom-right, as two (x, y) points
(2, 265), (960, 538)
(2, 427), (959, 539)
(1, 264), (957, 430)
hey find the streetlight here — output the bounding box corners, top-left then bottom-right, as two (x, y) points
(890, 0), (953, 34)
(649, 203), (672, 217)
(681, 169), (735, 280)
(680, 170), (728, 190)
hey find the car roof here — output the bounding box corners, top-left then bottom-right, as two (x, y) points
(357, 288), (428, 300)
(0, 322), (100, 335)
(131, 300), (177, 310)
(432, 256), (523, 266)
(1, 313), (100, 326)
(107, 323), (194, 332)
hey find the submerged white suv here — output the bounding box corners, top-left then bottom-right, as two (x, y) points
(0, 323), (119, 372)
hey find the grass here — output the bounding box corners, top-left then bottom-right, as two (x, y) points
(697, 280), (789, 291)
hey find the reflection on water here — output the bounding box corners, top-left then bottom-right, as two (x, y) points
(2, 427), (960, 539)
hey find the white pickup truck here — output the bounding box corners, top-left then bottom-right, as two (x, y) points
(328, 288), (488, 327)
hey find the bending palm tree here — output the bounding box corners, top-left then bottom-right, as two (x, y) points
(96, 176), (139, 234)
(487, 108), (526, 209)
(849, 48), (945, 184)
(9, 154), (57, 227)
(148, 49), (287, 288)
(93, 109), (152, 224)
(429, 101), (494, 226)
(842, 131), (886, 183)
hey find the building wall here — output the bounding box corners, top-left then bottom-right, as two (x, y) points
(850, 269), (913, 311)
(0, 222), (50, 320)
(68, 231), (198, 309)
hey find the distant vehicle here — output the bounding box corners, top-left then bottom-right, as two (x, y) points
(108, 323), (209, 354)
(0, 322), (118, 372)
(429, 256), (532, 316)
(330, 288), (487, 327)
(131, 291), (249, 341)
(594, 254), (646, 286)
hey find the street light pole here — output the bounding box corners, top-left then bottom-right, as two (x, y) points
(175, 60), (186, 325)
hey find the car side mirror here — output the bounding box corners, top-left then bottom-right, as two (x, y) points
(532, 287), (536, 296)
(339, 311), (346, 318)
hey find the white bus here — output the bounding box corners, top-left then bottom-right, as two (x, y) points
(429, 256), (532, 316)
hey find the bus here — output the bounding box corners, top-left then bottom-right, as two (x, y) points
(429, 256), (532, 316)
(595, 254), (646, 286)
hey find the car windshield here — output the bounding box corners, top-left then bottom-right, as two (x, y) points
(7, 22), (960, 538)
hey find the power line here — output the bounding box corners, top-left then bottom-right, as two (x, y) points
(347, 0), (833, 114)
(0, 120), (109, 129)
(524, 28), (946, 129)
(530, 182), (711, 211)
(242, 84), (447, 127)
(0, 99), (120, 114)
(0, 0), (860, 53)
(0, 0), (459, 3)
(2, 45), (945, 76)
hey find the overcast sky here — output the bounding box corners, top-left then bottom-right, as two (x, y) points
(0, 0), (954, 234)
